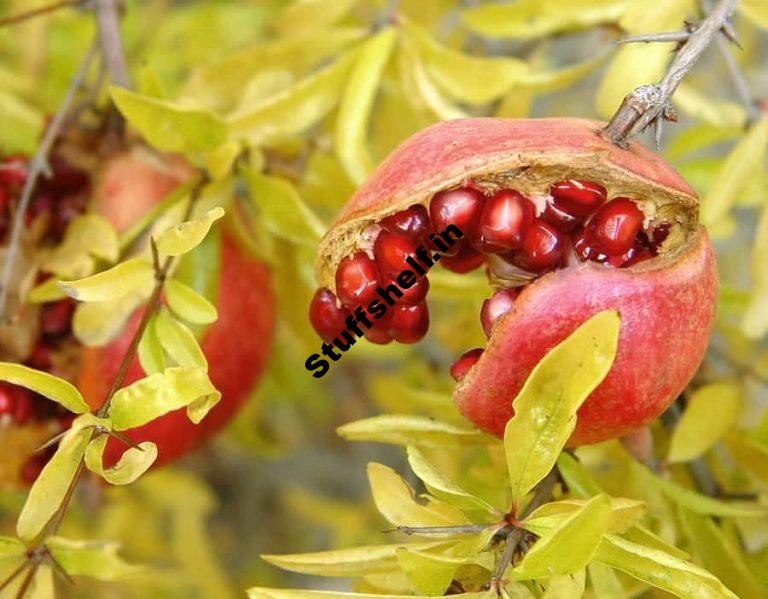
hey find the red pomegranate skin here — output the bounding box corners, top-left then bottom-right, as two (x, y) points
(78, 148), (274, 466)
(316, 118), (716, 446)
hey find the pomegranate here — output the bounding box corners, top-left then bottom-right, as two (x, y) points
(309, 118), (716, 445)
(0, 146), (275, 486)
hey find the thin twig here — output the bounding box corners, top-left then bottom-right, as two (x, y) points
(14, 563), (38, 599)
(0, 39), (98, 322)
(615, 31), (691, 45)
(0, 561), (30, 594)
(0, 0), (85, 27)
(393, 524), (493, 536)
(603, 0), (740, 146)
(95, 0), (130, 87)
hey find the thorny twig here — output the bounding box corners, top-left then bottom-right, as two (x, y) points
(603, 0), (740, 146)
(0, 39), (99, 322)
(0, 0), (86, 27)
(95, 0), (130, 87)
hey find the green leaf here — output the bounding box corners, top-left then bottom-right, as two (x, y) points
(556, 452), (602, 498)
(667, 381), (742, 463)
(110, 86), (227, 153)
(272, 0), (358, 36)
(108, 366), (220, 430)
(723, 432), (768, 486)
(26, 278), (67, 303)
(461, 0), (629, 39)
(594, 534), (738, 598)
(337, 415), (492, 447)
(155, 308), (207, 369)
(0, 363), (88, 414)
(524, 497), (645, 535)
(743, 198), (768, 338)
(0, 536), (25, 562)
(511, 494), (611, 580)
(622, 524), (690, 560)
(740, 0), (768, 29)
(335, 27), (397, 184)
(154, 206), (225, 257)
(46, 536), (140, 580)
(674, 83), (747, 129)
(58, 258), (154, 302)
(701, 115), (768, 229)
(406, 446), (498, 513)
(367, 463), (468, 529)
(399, 42), (468, 120)
(248, 590), (491, 599)
(505, 310), (620, 505)
(72, 289), (149, 347)
(588, 562), (626, 598)
(137, 314), (165, 375)
(229, 51), (355, 146)
(41, 215), (119, 278)
(396, 548), (459, 596)
(84, 435), (157, 485)
(262, 541), (446, 577)
(241, 170), (325, 244)
(541, 570), (586, 599)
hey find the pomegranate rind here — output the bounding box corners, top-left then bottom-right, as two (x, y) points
(455, 228), (716, 445)
(316, 118), (697, 290)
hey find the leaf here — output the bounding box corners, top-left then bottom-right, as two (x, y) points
(404, 20), (528, 105)
(667, 381), (742, 463)
(505, 310), (620, 505)
(594, 534), (738, 598)
(41, 215), (119, 278)
(639, 465), (766, 518)
(27, 278), (67, 303)
(164, 278), (218, 325)
(72, 289), (149, 347)
(701, 115), (768, 229)
(108, 366), (220, 430)
(367, 463), (468, 528)
(406, 446), (498, 513)
(524, 497), (645, 535)
(155, 308), (207, 369)
(58, 258), (154, 302)
(248, 590), (491, 599)
(0, 363), (88, 414)
(272, 0), (358, 36)
(229, 51), (355, 146)
(262, 541), (446, 577)
(740, 0), (768, 29)
(743, 197), (768, 338)
(337, 415), (491, 447)
(154, 207), (225, 257)
(461, 0), (629, 39)
(396, 548), (459, 596)
(588, 562), (626, 598)
(46, 536), (140, 580)
(335, 27), (397, 184)
(723, 432), (768, 485)
(241, 170), (325, 244)
(399, 43), (468, 121)
(84, 436), (157, 485)
(674, 83), (747, 129)
(521, 52), (609, 92)
(110, 86), (227, 153)
(556, 452), (602, 498)
(137, 314), (165, 375)
(511, 494), (611, 580)
(0, 536), (25, 562)
(203, 141), (241, 181)
(541, 570), (586, 599)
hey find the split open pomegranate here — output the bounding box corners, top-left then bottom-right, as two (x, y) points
(309, 118), (717, 445)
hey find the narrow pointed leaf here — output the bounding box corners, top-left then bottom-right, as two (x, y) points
(337, 415), (491, 447)
(0, 363), (88, 414)
(396, 547), (458, 596)
(46, 536), (140, 580)
(154, 207), (225, 257)
(165, 278), (218, 324)
(0, 536), (25, 561)
(155, 308), (207, 369)
(84, 436), (157, 485)
(58, 258), (154, 302)
(137, 314), (165, 375)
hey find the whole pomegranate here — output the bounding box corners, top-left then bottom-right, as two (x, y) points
(309, 118), (716, 446)
(0, 147), (274, 485)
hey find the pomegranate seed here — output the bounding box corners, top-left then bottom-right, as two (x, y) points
(380, 205), (430, 240)
(450, 348), (484, 382)
(11, 387), (33, 424)
(509, 220), (565, 272)
(385, 275), (429, 305)
(472, 189), (535, 253)
(0, 156), (28, 187)
(550, 180), (607, 217)
(541, 201), (581, 232)
(388, 302), (429, 344)
(441, 244), (485, 274)
(374, 230), (420, 280)
(43, 157), (89, 194)
(20, 455), (46, 484)
(309, 288), (350, 343)
(585, 197), (644, 256)
(622, 247), (655, 268)
(0, 186), (8, 214)
(365, 314), (393, 344)
(0, 383), (15, 415)
(429, 187), (484, 255)
(27, 343), (53, 370)
(651, 222), (671, 246)
(480, 288), (519, 337)
(573, 230), (607, 263)
(335, 252), (381, 309)
(41, 299), (75, 337)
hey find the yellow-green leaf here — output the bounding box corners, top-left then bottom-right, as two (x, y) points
(155, 308), (207, 369)
(541, 570), (586, 599)
(0, 363), (88, 414)
(505, 310), (620, 505)
(154, 207), (225, 257)
(84, 436), (157, 485)
(58, 258), (154, 302)
(137, 314), (165, 375)
(337, 415), (491, 447)
(72, 289), (149, 347)
(248, 590), (491, 599)
(396, 548), (459, 596)
(524, 497), (645, 535)
(743, 197), (768, 338)
(108, 366), (220, 430)
(272, 0), (358, 36)
(674, 83), (747, 129)
(511, 494), (611, 580)
(399, 43), (468, 120)
(0, 536), (25, 562)
(110, 86), (227, 153)
(41, 215), (119, 278)
(667, 381), (743, 463)
(335, 27), (397, 184)
(594, 534), (738, 598)
(723, 432), (768, 485)
(27, 278), (67, 303)
(588, 562), (626, 598)
(740, 0), (768, 29)
(556, 452), (602, 498)
(165, 278), (218, 324)
(46, 536), (140, 580)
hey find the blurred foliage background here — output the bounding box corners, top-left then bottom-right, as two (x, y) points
(1, 0), (768, 597)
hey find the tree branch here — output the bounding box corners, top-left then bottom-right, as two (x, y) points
(95, 0), (130, 87)
(603, 0), (740, 146)
(0, 0), (85, 28)
(0, 39), (98, 322)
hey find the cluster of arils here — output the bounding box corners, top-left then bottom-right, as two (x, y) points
(309, 179), (671, 357)
(0, 154), (90, 241)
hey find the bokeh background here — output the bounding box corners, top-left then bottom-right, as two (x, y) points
(1, 0), (768, 597)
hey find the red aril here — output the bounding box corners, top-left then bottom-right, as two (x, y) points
(388, 302), (429, 343)
(0, 156), (27, 187)
(11, 387), (33, 425)
(450, 348), (484, 382)
(472, 189), (534, 253)
(335, 252), (381, 309)
(429, 187), (484, 255)
(541, 201), (581, 232)
(509, 220), (564, 272)
(481, 288), (519, 337)
(551, 180), (607, 216)
(365, 312), (394, 344)
(374, 230), (420, 280)
(309, 288), (350, 343)
(0, 383), (15, 416)
(585, 197), (644, 256)
(40, 299), (75, 338)
(380, 204), (430, 240)
(573, 230), (607, 263)
(441, 244), (485, 274)
(387, 275), (429, 304)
